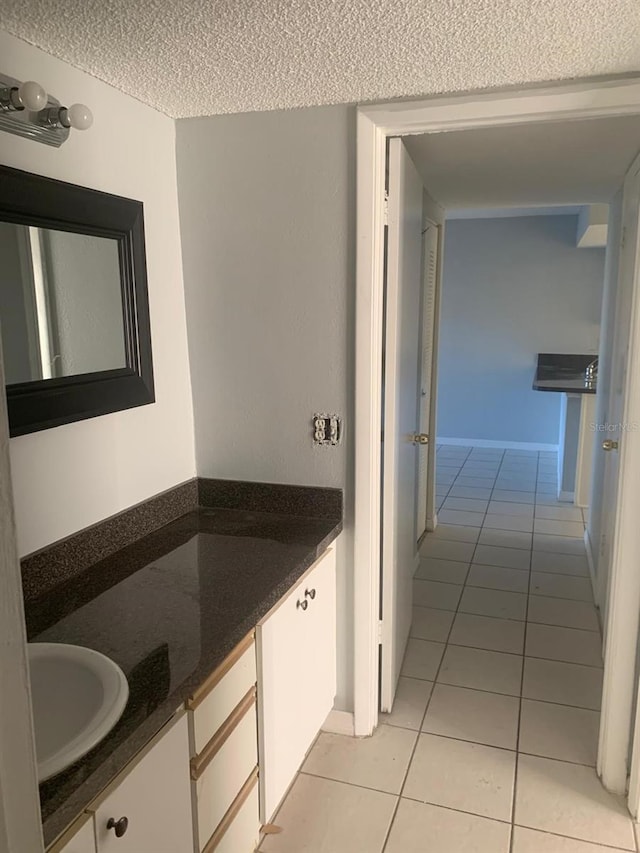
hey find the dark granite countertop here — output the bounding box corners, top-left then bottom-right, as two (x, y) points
(27, 503), (342, 846)
(532, 353), (598, 394)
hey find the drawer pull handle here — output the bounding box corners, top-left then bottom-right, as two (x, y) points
(296, 599), (308, 611)
(107, 816), (129, 838)
(305, 588), (316, 600)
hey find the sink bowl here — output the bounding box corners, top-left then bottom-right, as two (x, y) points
(28, 643), (129, 782)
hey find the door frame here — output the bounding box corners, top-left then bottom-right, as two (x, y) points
(354, 77), (640, 798)
(0, 337), (44, 851)
(420, 216), (443, 540)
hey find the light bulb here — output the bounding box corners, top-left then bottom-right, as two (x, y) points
(17, 80), (47, 111)
(67, 103), (93, 131)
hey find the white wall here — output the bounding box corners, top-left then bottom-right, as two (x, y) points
(437, 215), (605, 445)
(0, 31), (196, 557)
(176, 105), (355, 709)
(44, 230), (125, 375)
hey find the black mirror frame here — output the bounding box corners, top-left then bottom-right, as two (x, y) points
(0, 165), (154, 437)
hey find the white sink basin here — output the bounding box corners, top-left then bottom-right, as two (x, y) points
(28, 643), (129, 782)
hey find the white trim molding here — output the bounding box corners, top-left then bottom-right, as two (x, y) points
(0, 341), (43, 852)
(322, 710), (355, 737)
(584, 528), (598, 600)
(437, 437), (559, 452)
(354, 108), (386, 737)
(355, 78), (640, 794)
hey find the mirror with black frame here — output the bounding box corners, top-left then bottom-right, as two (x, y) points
(0, 166), (154, 436)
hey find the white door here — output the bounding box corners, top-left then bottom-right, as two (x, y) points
(597, 151), (640, 794)
(380, 139), (424, 712)
(598, 158), (640, 633)
(416, 221), (439, 541)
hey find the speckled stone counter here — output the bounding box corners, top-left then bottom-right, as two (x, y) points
(532, 352), (597, 394)
(24, 486), (342, 847)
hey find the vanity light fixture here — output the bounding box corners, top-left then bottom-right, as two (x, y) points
(0, 72), (93, 147)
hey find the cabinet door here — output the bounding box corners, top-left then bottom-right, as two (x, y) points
(257, 547), (337, 823)
(91, 713), (193, 853)
(48, 814), (96, 853)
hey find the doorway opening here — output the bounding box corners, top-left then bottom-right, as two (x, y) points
(355, 80), (640, 826)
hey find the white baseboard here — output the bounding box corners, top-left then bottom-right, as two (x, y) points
(437, 437), (559, 452)
(322, 709), (355, 737)
(584, 528), (597, 597)
(411, 552), (421, 579)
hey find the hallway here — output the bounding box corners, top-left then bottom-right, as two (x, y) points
(260, 445), (637, 852)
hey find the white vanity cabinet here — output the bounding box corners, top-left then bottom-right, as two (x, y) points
(48, 814), (96, 853)
(257, 547), (337, 823)
(46, 543), (338, 853)
(88, 713), (193, 853)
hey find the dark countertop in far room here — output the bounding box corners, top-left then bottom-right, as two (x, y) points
(24, 487), (342, 847)
(532, 352), (598, 394)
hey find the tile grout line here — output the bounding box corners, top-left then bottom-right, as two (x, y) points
(384, 456), (486, 853)
(414, 600), (601, 635)
(426, 449), (613, 852)
(434, 445), (473, 510)
(420, 569), (593, 598)
(423, 548), (590, 578)
(429, 449), (608, 850)
(383, 452), (467, 853)
(509, 451), (537, 853)
(380, 529), (470, 853)
(392, 450), (499, 847)
(268, 448), (612, 852)
(400, 664), (602, 712)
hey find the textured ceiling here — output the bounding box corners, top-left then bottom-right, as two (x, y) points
(2, 0), (640, 118)
(404, 115), (640, 207)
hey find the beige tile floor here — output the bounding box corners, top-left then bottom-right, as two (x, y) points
(259, 446), (638, 852)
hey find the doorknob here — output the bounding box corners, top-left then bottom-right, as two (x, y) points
(107, 817), (129, 838)
(411, 433), (429, 445)
(602, 439), (619, 451)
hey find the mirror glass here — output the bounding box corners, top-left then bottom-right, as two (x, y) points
(0, 222), (126, 385)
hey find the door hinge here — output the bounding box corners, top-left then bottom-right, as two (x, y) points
(377, 620), (383, 643)
(383, 191), (389, 226)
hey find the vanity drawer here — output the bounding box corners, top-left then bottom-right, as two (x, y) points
(201, 769), (260, 853)
(192, 689), (258, 851)
(187, 632), (256, 755)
